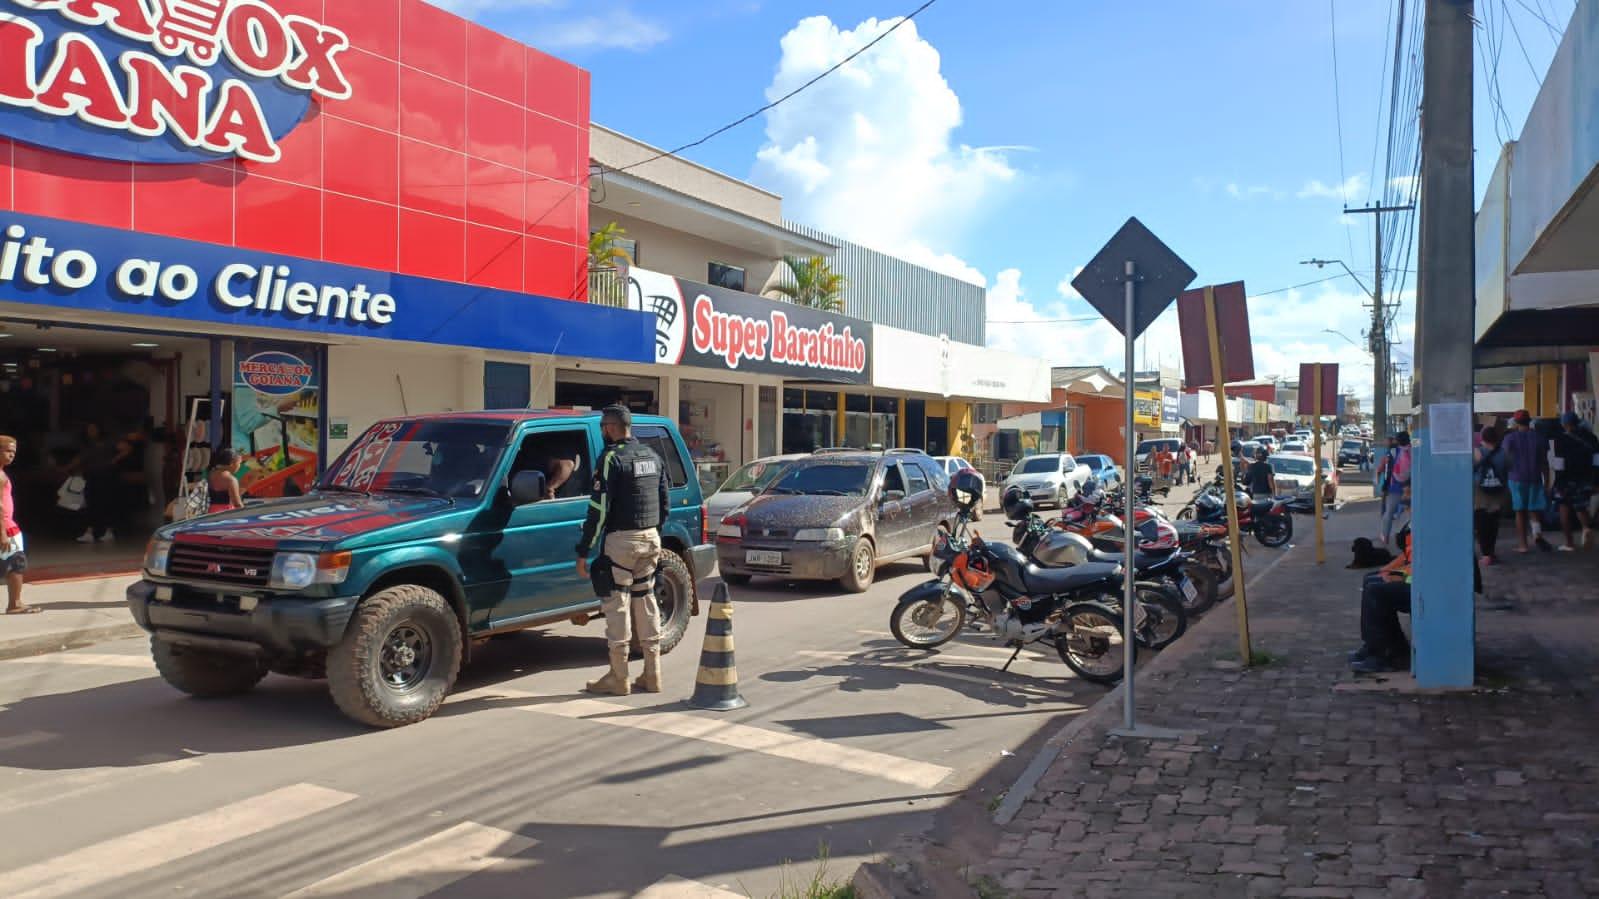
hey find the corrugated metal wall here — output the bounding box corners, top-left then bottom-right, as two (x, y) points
(779, 221), (986, 345)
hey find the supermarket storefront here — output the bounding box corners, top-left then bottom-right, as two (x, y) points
(0, 0), (647, 575)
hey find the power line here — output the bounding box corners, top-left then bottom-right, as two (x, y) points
(607, 0), (940, 176)
(1511, 0), (1563, 43)
(1500, 0), (1545, 83)
(984, 275), (1358, 325)
(1328, 0), (1352, 214)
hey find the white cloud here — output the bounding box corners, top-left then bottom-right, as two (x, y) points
(755, 15), (1014, 279)
(1298, 173), (1368, 202)
(532, 9), (668, 51)
(1056, 267), (1084, 301)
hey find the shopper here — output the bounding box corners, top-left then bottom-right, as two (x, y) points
(1379, 433), (1412, 545)
(207, 449), (245, 514)
(1502, 410), (1549, 553)
(75, 423), (117, 543)
(1552, 411), (1598, 551)
(1473, 426), (1508, 565)
(0, 436), (33, 615)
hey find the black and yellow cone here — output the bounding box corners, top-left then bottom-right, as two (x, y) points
(686, 582), (747, 711)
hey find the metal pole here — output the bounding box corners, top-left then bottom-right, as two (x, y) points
(1373, 212), (1387, 440)
(1122, 260), (1137, 729)
(1313, 365), (1326, 565)
(1205, 287), (1252, 664)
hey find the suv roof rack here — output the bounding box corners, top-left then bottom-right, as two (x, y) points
(885, 447), (928, 455)
(812, 447), (863, 455)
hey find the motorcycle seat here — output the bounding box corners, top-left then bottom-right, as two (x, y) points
(1022, 560), (1122, 595)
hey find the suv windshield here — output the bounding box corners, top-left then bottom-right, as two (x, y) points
(768, 462), (872, 496)
(1016, 455), (1060, 474)
(1136, 440), (1177, 455)
(321, 420), (511, 499)
(1341, 440), (1363, 451)
(719, 458), (794, 494)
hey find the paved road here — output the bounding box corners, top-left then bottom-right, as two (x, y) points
(0, 543), (1126, 898)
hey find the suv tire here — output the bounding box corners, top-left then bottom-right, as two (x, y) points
(328, 584), (462, 728)
(839, 537), (875, 593)
(152, 638), (268, 698)
(644, 550), (695, 656)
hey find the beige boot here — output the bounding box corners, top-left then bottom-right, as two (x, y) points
(632, 647), (662, 693)
(585, 647), (632, 696)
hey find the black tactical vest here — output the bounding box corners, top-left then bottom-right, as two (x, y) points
(606, 439), (663, 531)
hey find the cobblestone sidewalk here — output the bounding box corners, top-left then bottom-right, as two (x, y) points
(969, 499), (1599, 898)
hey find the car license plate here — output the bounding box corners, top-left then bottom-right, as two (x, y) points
(745, 550), (782, 566)
(1180, 578), (1199, 602)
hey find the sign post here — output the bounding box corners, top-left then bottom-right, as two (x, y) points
(1298, 363), (1339, 566)
(1072, 218), (1195, 737)
(1314, 367), (1326, 564)
(1177, 281), (1257, 666)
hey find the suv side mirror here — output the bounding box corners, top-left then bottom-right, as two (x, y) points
(509, 470), (548, 505)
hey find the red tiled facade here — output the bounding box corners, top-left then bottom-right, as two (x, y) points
(0, 0), (590, 300)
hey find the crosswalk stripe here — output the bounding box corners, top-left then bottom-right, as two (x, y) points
(283, 822), (536, 897)
(6, 653), (153, 669)
(0, 758), (203, 815)
(0, 730), (56, 751)
(635, 875), (747, 898)
(528, 699), (953, 789)
(0, 783), (356, 898)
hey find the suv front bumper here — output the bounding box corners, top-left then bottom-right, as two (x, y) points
(128, 580), (359, 656)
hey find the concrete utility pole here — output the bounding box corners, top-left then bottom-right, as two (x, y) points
(1411, 0), (1476, 688)
(1344, 202), (1412, 439)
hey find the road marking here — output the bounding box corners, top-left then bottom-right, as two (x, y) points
(636, 875), (747, 898)
(5, 653), (153, 669)
(523, 699), (953, 789)
(0, 730), (56, 751)
(283, 822), (536, 897)
(0, 783), (356, 898)
(0, 759), (203, 815)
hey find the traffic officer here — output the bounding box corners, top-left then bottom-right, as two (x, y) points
(575, 405), (671, 695)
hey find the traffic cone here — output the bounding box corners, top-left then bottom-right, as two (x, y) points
(686, 582), (747, 711)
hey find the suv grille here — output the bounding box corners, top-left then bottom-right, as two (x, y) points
(168, 542), (275, 589)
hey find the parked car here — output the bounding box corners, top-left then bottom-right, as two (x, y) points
(716, 449), (956, 592)
(1237, 439), (1264, 459)
(1280, 439), (1309, 455)
(1134, 437), (1182, 472)
(1336, 438), (1369, 467)
(1076, 453), (1123, 490)
(1255, 434), (1278, 454)
(128, 411), (717, 728)
(1293, 429), (1314, 442)
(932, 455), (974, 479)
(1002, 452), (1092, 509)
(704, 454), (806, 537)
(1267, 452), (1339, 505)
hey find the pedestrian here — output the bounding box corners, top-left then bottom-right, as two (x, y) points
(1374, 435), (1397, 505)
(1245, 447), (1276, 500)
(1502, 410), (1550, 553)
(1552, 411), (1597, 551)
(1474, 426), (1508, 565)
(1358, 440), (1372, 473)
(207, 449), (245, 514)
(75, 422), (116, 544)
(0, 436), (34, 615)
(575, 405), (670, 696)
(1378, 433), (1412, 545)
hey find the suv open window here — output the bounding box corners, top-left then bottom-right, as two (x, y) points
(635, 425), (689, 488)
(510, 427), (592, 501)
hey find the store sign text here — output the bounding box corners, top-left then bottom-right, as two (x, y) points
(0, 221), (395, 325)
(690, 295), (867, 375)
(0, 0), (351, 163)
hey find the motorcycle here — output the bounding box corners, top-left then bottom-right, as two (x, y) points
(1173, 520), (1232, 603)
(1182, 475), (1295, 548)
(890, 499), (1135, 685)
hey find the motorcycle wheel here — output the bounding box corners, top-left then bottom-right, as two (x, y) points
(1176, 562), (1218, 615)
(890, 590), (968, 649)
(1255, 513), (1293, 548)
(1176, 506), (1195, 521)
(1054, 601), (1132, 685)
(1136, 584), (1187, 650)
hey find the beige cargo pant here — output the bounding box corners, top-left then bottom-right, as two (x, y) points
(602, 528), (662, 649)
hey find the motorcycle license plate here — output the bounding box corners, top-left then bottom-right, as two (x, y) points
(745, 550), (782, 566)
(1180, 578), (1199, 602)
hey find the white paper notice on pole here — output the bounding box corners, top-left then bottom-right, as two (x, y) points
(1428, 402), (1473, 454)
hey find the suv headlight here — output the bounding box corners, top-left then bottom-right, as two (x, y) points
(794, 527), (845, 542)
(269, 551), (352, 590)
(144, 539), (172, 576)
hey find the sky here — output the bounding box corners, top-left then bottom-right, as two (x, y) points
(440, 0), (1568, 403)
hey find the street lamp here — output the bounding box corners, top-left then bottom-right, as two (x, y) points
(1322, 328), (1370, 352)
(1301, 258), (1374, 301)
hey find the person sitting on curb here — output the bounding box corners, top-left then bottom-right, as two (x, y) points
(1350, 526), (1412, 674)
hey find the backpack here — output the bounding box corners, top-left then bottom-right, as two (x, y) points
(1476, 447), (1506, 492)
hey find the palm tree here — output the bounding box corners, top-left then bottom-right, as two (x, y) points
(588, 222), (632, 269)
(766, 255), (845, 312)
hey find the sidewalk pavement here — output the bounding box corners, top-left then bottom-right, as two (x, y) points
(860, 496), (1599, 898)
(0, 574), (142, 660)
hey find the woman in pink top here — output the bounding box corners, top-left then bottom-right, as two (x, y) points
(0, 435), (35, 615)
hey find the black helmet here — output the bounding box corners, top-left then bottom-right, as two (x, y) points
(1002, 485), (1034, 522)
(949, 468), (985, 510)
(1231, 440), (1243, 454)
(1079, 477), (1104, 504)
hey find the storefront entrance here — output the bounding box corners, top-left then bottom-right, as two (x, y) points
(555, 370), (659, 414)
(680, 380), (744, 496)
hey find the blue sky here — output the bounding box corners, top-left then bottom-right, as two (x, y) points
(446, 0), (1565, 400)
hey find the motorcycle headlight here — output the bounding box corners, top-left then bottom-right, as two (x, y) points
(794, 527), (845, 542)
(144, 539), (172, 577)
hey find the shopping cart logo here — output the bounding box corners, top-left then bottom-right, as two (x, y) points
(0, 2), (353, 165)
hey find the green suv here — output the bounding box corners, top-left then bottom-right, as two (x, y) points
(128, 411), (715, 727)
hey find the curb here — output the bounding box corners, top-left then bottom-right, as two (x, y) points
(0, 622), (144, 661)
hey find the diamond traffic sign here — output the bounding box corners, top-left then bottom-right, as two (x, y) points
(1070, 217), (1197, 339)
